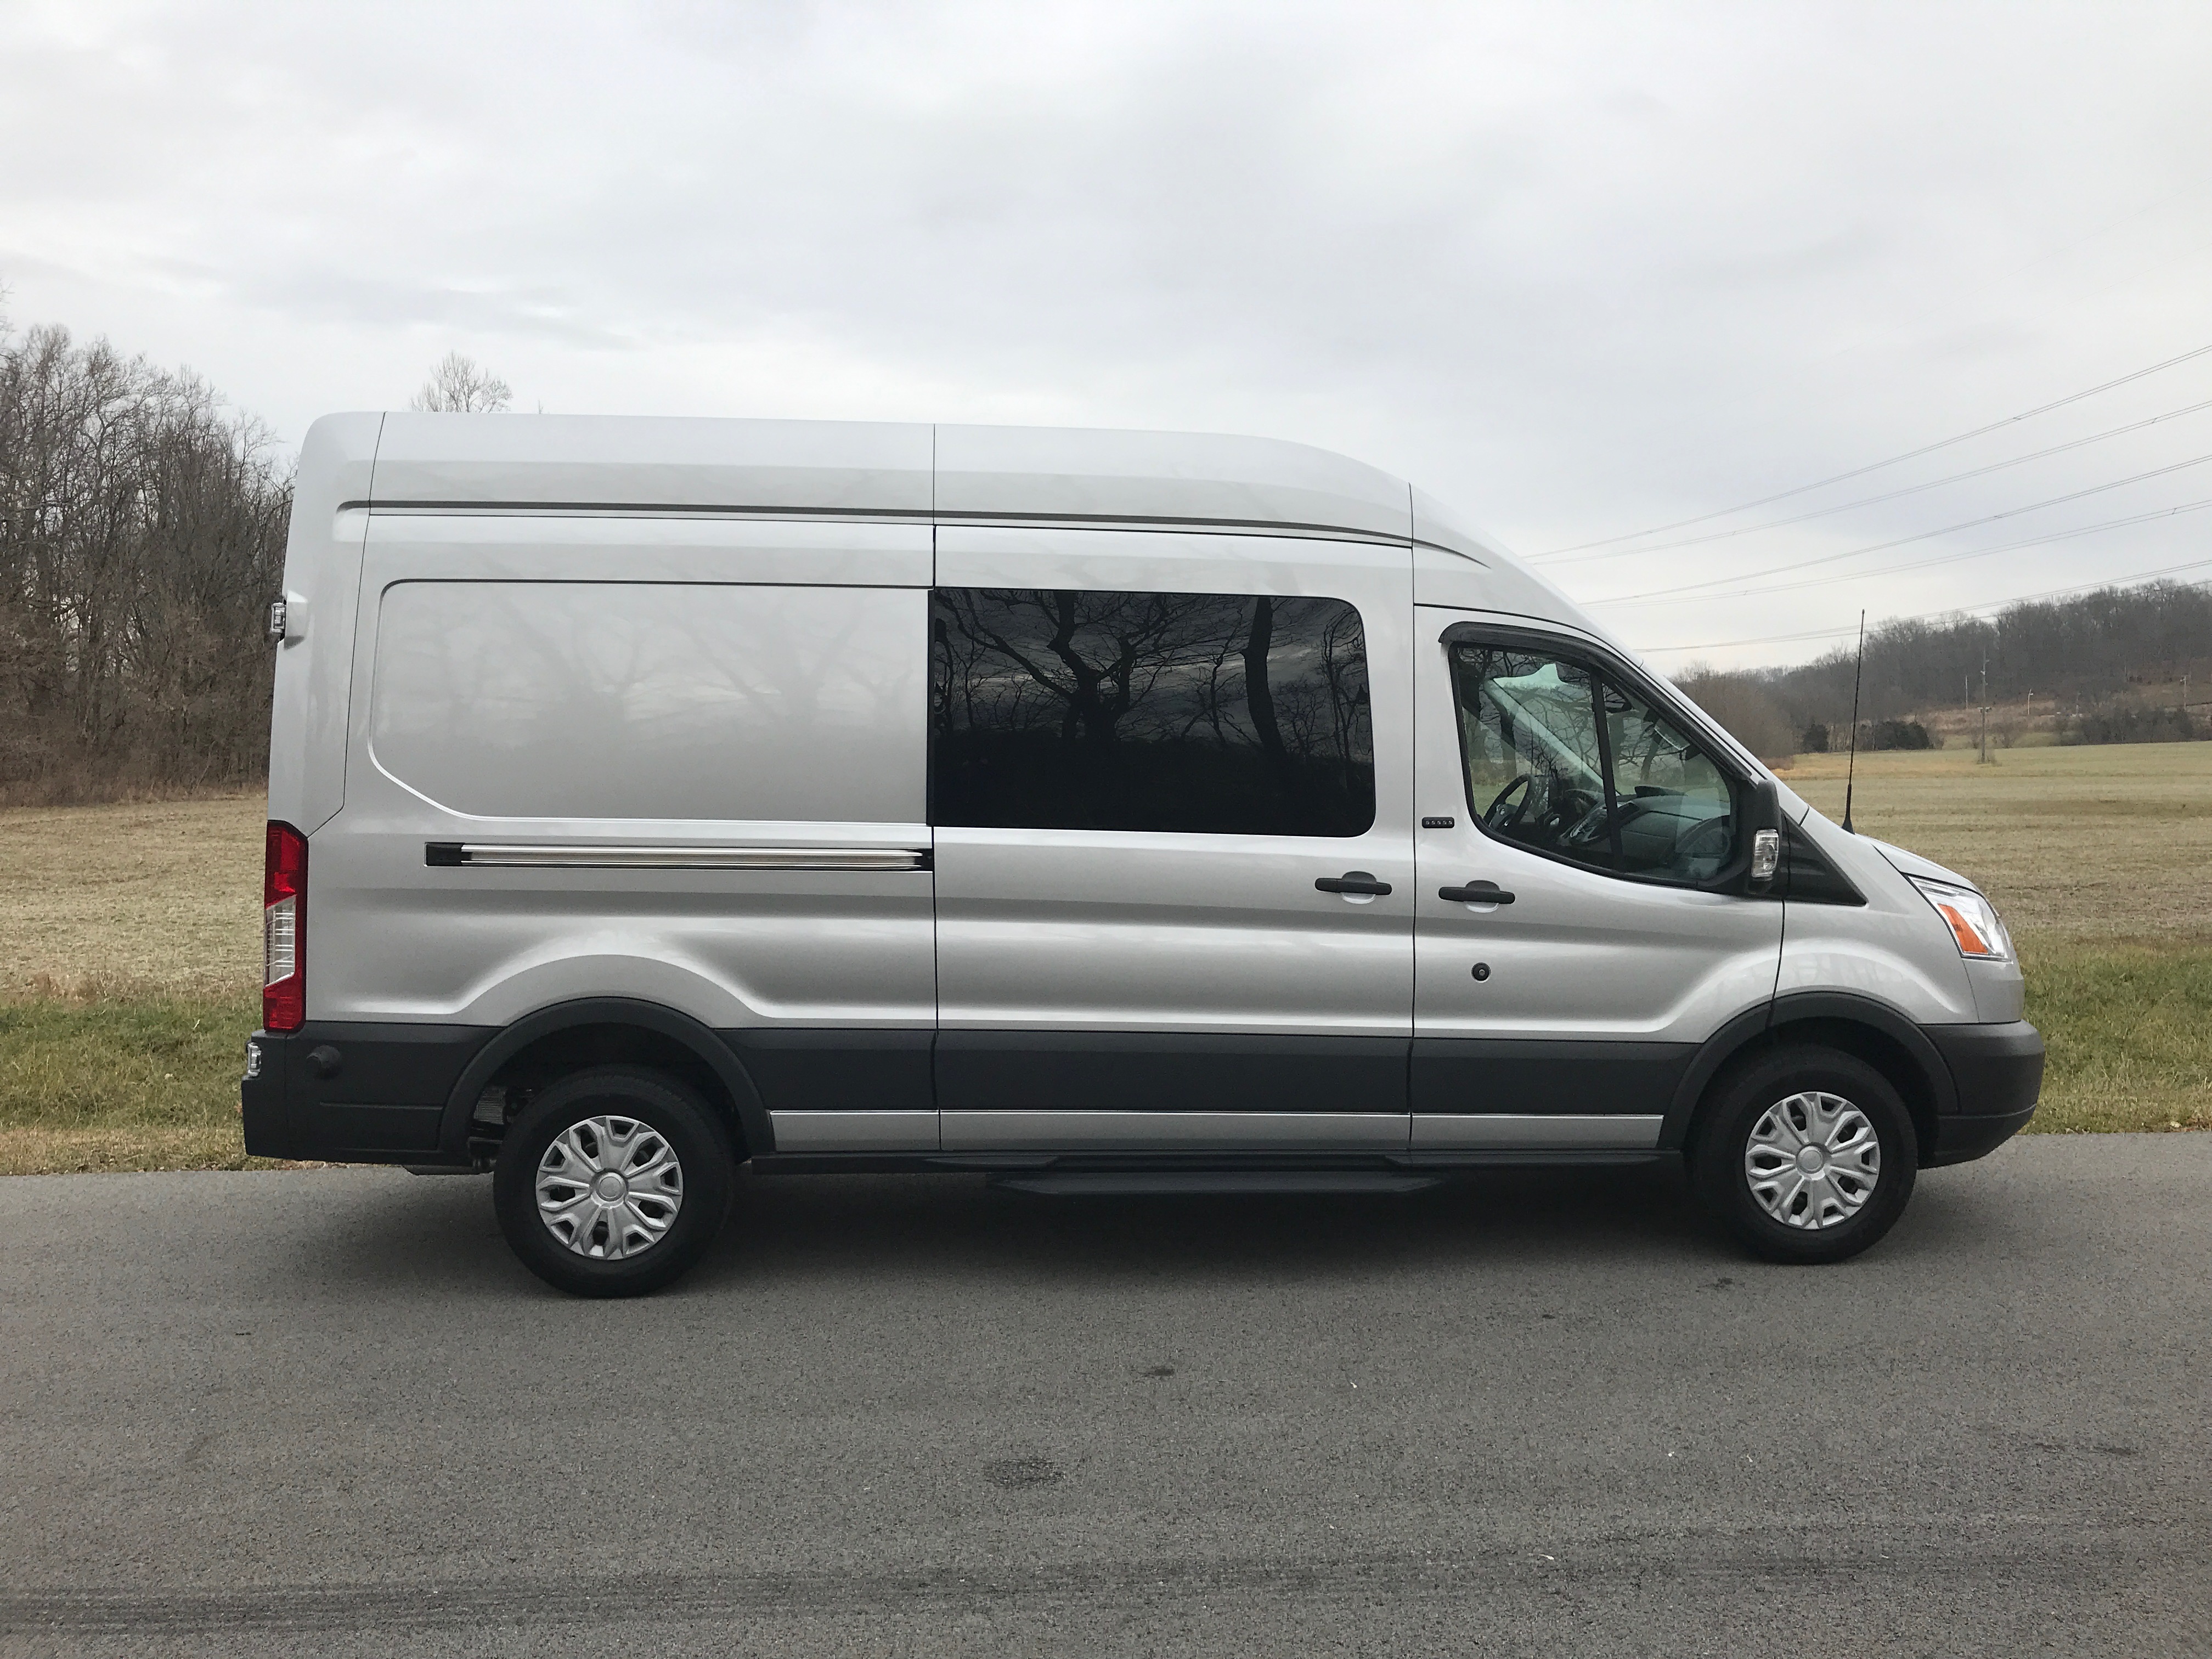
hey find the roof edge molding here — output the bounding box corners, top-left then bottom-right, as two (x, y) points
(345, 413), (1425, 543)
(934, 423), (1410, 543)
(366, 414), (936, 517)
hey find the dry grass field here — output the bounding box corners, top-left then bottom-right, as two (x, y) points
(2, 794), (266, 1000)
(3, 747), (2208, 1172)
(1778, 742), (2212, 1133)
(1774, 742), (2212, 945)
(1, 794), (267, 1172)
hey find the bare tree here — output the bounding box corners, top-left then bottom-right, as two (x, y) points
(0, 318), (291, 803)
(408, 351), (512, 413)
(1672, 664), (1798, 761)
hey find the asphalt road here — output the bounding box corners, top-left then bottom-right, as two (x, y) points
(1, 1136), (2206, 1657)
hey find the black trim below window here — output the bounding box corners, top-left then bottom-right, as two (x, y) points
(937, 1031), (1409, 1116)
(717, 1029), (934, 1115)
(1779, 824), (1866, 905)
(1411, 1038), (1696, 1118)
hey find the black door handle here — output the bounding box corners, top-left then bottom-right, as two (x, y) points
(1439, 882), (1515, 905)
(1316, 871), (1393, 896)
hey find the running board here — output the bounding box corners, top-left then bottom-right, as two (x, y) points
(988, 1171), (1443, 1197)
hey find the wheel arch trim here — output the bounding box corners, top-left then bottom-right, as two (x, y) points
(439, 997), (774, 1158)
(1661, 990), (1957, 1153)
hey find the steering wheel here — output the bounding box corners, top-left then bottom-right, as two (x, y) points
(1541, 787), (1603, 842)
(1483, 775), (1533, 830)
(1672, 814), (1732, 872)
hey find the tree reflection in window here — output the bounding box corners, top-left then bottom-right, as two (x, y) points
(932, 588), (1374, 836)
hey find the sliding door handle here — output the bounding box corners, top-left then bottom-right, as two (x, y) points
(1316, 872), (1393, 896)
(1439, 882), (1515, 905)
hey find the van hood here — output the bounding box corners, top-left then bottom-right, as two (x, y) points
(1868, 838), (1979, 893)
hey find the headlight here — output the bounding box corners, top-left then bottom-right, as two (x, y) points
(1906, 876), (2013, 961)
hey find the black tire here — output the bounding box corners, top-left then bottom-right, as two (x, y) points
(493, 1066), (735, 1297)
(1690, 1046), (1917, 1265)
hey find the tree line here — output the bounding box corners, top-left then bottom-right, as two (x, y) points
(0, 317), (292, 804)
(0, 313), (516, 805)
(1674, 580), (2212, 759)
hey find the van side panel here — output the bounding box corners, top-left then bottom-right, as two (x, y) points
(312, 518), (937, 1086)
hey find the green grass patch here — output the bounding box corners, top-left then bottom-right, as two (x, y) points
(0, 993), (289, 1173)
(1, 941), (2203, 1173)
(2023, 939), (2212, 1134)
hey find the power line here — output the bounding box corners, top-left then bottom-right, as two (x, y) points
(1636, 560), (2212, 654)
(1641, 622), (1875, 654)
(1592, 496), (2212, 610)
(1543, 338), (2212, 555)
(1532, 395), (2212, 566)
(1585, 450), (2212, 606)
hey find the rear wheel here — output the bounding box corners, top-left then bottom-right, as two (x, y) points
(1691, 1046), (1917, 1264)
(493, 1067), (735, 1297)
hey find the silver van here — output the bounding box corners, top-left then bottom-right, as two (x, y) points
(241, 415), (2043, 1296)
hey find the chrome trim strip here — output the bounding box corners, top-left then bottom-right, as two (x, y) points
(439, 844), (928, 871)
(940, 1110), (1409, 1153)
(770, 1110), (940, 1153)
(342, 501), (1408, 548)
(1411, 1114), (1663, 1151)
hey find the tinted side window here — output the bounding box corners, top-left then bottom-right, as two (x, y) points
(932, 588), (1374, 836)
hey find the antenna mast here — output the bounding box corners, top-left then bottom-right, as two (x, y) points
(1842, 610), (1866, 834)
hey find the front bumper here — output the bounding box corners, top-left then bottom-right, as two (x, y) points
(242, 1023), (494, 1164)
(1922, 1019), (2045, 1167)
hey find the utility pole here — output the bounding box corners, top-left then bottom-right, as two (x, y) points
(1843, 611), (1866, 833)
(1978, 648), (1990, 765)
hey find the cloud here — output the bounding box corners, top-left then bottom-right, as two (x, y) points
(4, 0), (2211, 665)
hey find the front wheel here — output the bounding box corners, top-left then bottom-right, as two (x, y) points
(493, 1067), (735, 1297)
(1690, 1046), (1917, 1264)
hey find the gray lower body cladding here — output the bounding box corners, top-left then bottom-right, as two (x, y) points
(1921, 1019), (2045, 1167)
(240, 1013), (2043, 1170)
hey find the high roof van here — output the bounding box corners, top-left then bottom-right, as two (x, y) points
(241, 415), (2043, 1295)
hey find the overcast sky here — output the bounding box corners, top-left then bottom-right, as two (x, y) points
(5, 1), (2210, 670)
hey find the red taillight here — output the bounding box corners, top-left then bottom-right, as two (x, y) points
(263, 821), (307, 1032)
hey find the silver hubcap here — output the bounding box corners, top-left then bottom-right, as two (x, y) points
(535, 1115), (684, 1259)
(1744, 1091), (1881, 1230)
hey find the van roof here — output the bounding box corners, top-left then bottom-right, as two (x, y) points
(341, 412), (1496, 558)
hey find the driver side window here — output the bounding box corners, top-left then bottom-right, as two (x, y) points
(1451, 640), (1739, 885)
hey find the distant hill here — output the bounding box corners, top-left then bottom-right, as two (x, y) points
(1671, 580), (2212, 759)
